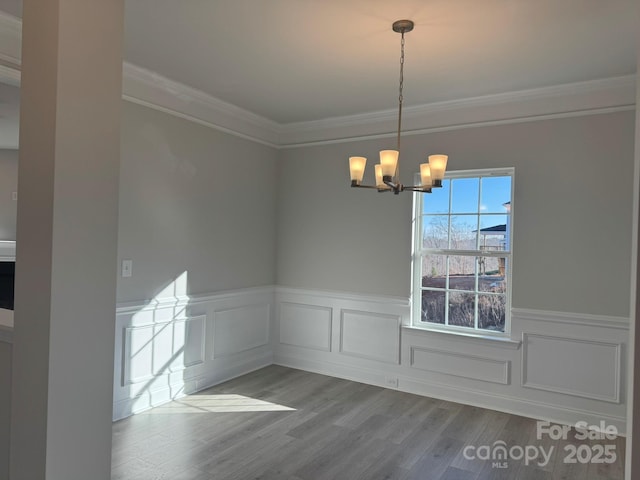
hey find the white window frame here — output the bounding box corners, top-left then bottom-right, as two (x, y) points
(411, 167), (514, 336)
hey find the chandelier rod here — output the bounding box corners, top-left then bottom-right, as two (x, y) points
(395, 27), (406, 182)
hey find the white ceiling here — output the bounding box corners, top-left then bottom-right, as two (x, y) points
(0, 0), (637, 130)
(122, 0), (637, 123)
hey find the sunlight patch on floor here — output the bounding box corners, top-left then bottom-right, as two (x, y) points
(139, 394), (296, 414)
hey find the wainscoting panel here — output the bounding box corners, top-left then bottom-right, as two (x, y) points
(340, 309), (401, 364)
(522, 333), (621, 403)
(113, 287), (274, 420)
(212, 303), (271, 358)
(279, 302), (332, 351)
(113, 285), (630, 433)
(122, 315), (205, 386)
(274, 287), (630, 434)
(410, 346), (510, 385)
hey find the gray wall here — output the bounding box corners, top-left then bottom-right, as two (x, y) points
(117, 102), (279, 303)
(0, 149), (17, 240)
(277, 111), (635, 317)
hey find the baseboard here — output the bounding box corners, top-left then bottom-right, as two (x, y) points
(113, 352), (273, 421)
(193, 352), (274, 394)
(274, 353), (627, 436)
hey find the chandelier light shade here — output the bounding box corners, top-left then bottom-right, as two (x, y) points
(428, 154), (448, 187)
(349, 156), (367, 185)
(379, 150), (399, 180)
(375, 164), (387, 190)
(348, 20), (448, 195)
(419, 163), (432, 191)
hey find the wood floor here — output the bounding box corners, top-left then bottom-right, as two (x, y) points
(111, 365), (625, 480)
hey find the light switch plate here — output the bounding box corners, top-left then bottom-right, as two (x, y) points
(121, 259), (132, 278)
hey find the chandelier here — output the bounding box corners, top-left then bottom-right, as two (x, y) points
(349, 20), (448, 195)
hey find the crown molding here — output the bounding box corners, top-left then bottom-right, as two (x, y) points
(121, 62), (281, 147)
(0, 10), (636, 149)
(0, 11), (282, 147)
(277, 75), (637, 147)
(121, 69), (637, 148)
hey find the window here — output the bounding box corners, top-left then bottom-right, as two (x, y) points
(412, 168), (513, 334)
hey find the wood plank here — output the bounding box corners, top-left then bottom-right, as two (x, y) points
(111, 365), (625, 480)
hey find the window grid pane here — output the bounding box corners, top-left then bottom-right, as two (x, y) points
(421, 289), (446, 324)
(414, 171), (512, 334)
(422, 215), (450, 249)
(419, 252), (509, 332)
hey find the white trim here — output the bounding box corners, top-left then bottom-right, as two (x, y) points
(189, 285), (275, 304)
(211, 337), (271, 360)
(274, 352), (627, 435)
(512, 307), (630, 330)
(521, 333), (622, 404)
(277, 76), (636, 147)
(339, 309), (402, 365)
(278, 106), (636, 148)
(122, 95), (278, 149)
(409, 346), (510, 385)
(281, 76), (636, 134)
(121, 315), (206, 386)
(115, 285), (275, 314)
(276, 288), (628, 435)
(211, 303), (272, 359)
(122, 74), (637, 148)
(113, 352), (273, 421)
(403, 325), (521, 349)
(443, 167), (516, 179)
(278, 302), (333, 352)
(115, 295), (190, 315)
(113, 287), (275, 420)
(276, 285), (409, 307)
(0, 12), (634, 148)
(112, 284), (630, 431)
(122, 63), (281, 148)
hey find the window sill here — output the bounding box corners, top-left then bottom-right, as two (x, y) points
(402, 325), (521, 350)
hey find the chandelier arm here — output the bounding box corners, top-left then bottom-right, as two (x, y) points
(384, 179), (404, 195)
(404, 186), (432, 193)
(351, 183), (387, 190)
